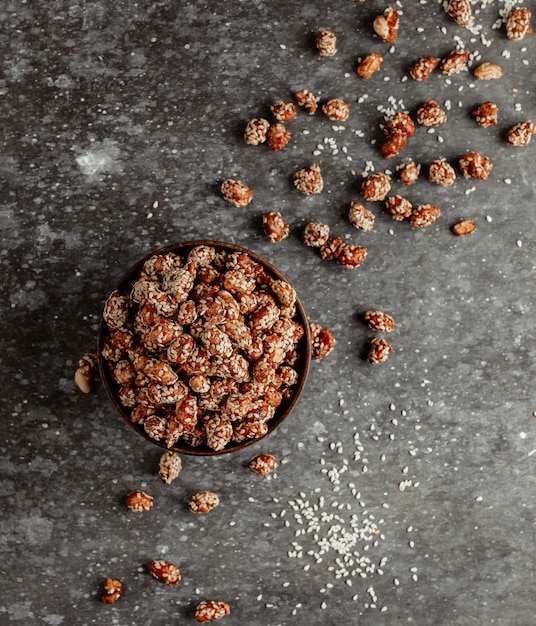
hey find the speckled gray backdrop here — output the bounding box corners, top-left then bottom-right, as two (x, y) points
(2, 1), (536, 625)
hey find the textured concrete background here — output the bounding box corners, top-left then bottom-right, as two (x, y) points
(1, 1), (535, 624)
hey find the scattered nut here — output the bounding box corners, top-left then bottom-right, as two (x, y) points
(195, 600), (231, 623)
(75, 351), (97, 393)
(336, 243), (368, 269)
(473, 62), (503, 80)
(459, 152), (493, 180)
(416, 100), (447, 127)
(382, 112), (415, 138)
(428, 160), (456, 186)
(452, 219), (477, 236)
(364, 311), (395, 333)
(315, 30), (337, 56)
(249, 453), (278, 477)
(267, 123), (291, 151)
(349, 201), (375, 231)
(506, 121), (535, 146)
(303, 222), (330, 247)
(385, 195), (413, 221)
(189, 490), (220, 513)
(399, 162), (420, 186)
(270, 100), (297, 122)
(410, 204), (441, 228)
(263, 211), (290, 242)
(125, 490), (154, 512)
(440, 50), (469, 75)
(221, 179), (252, 207)
(244, 118), (269, 145)
(445, 0), (472, 27)
(361, 172), (391, 201)
(101, 578), (122, 604)
(294, 163), (323, 195)
(357, 52), (383, 78)
(295, 89), (318, 114)
(381, 132), (408, 159)
(472, 102), (498, 127)
(506, 8), (532, 41)
(149, 559), (181, 585)
(158, 451), (182, 484)
(373, 8), (400, 43)
(322, 98), (350, 121)
(310, 322), (336, 360)
(367, 337), (393, 365)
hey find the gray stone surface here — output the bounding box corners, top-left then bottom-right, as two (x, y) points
(1, 1), (536, 624)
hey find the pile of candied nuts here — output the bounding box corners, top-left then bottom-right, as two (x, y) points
(99, 244), (311, 452)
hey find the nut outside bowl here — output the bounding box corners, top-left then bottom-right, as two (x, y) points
(98, 240), (311, 456)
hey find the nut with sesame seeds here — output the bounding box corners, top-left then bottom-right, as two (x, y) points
(158, 451), (182, 484)
(310, 323), (336, 360)
(189, 490), (220, 513)
(445, 0), (472, 27)
(195, 600), (231, 622)
(303, 222), (330, 247)
(75, 351), (97, 393)
(373, 8), (399, 43)
(367, 337), (393, 365)
(409, 56), (440, 81)
(267, 122), (291, 151)
(364, 311), (395, 333)
(315, 30), (337, 56)
(472, 102), (498, 127)
(361, 172), (391, 202)
(506, 121), (535, 146)
(294, 163), (324, 195)
(250, 453), (278, 477)
(428, 159), (456, 186)
(440, 50), (469, 75)
(382, 112), (414, 138)
(349, 201), (375, 231)
(221, 179), (253, 207)
(336, 243), (368, 269)
(381, 132), (408, 159)
(295, 89), (318, 114)
(385, 195), (412, 221)
(452, 219), (477, 236)
(263, 211), (290, 242)
(125, 490), (154, 512)
(357, 52), (383, 79)
(101, 578), (122, 604)
(473, 63), (503, 81)
(322, 98), (350, 121)
(458, 152), (493, 180)
(506, 8), (532, 41)
(244, 118), (269, 145)
(149, 559), (181, 585)
(270, 100), (297, 122)
(410, 204), (441, 228)
(416, 100), (447, 127)
(399, 162), (420, 186)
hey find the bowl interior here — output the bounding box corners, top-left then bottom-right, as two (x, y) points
(98, 240), (311, 455)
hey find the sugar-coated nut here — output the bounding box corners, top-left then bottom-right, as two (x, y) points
(473, 63), (503, 80)
(294, 163), (323, 195)
(440, 50), (469, 75)
(310, 322), (336, 360)
(410, 204), (441, 228)
(221, 179), (252, 207)
(336, 243), (368, 269)
(381, 132), (408, 159)
(472, 102), (498, 127)
(506, 121), (535, 146)
(506, 8), (532, 41)
(445, 0), (472, 26)
(382, 112), (414, 138)
(75, 351), (97, 393)
(195, 600), (231, 623)
(244, 118), (269, 145)
(364, 311), (395, 333)
(322, 98), (350, 121)
(149, 559), (181, 585)
(270, 100), (297, 122)
(373, 8), (399, 43)
(452, 219), (477, 236)
(315, 30), (337, 56)
(361, 172), (391, 201)
(428, 160), (456, 186)
(409, 57), (440, 81)
(303, 222), (330, 247)
(267, 123), (291, 151)
(349, 201), (375, 231)
(189, 490), (220, 513)
(458, 152), (493, 179)
(158, 451), (182, 484)
(101, 578), (122, 604)
(319, 237), (344, 261)
(368, 337), (393, 365)
(357, 52), (383, 78)
(249, 453), (278, 477)
(125, 490), (154, 512)
(416, 100), (447, 127)
(399, 162), (420, 186)
(385, 195), (413, 221)
(295, 89), (318, 114)
(263, 211), (290, 242)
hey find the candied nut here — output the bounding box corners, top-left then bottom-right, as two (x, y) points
(361, 172), (391, 201)
(125, 490), (154, 512)
(409, 56), (440, 81)
(357, 52), (383, 79)
(303, 222), (330, 247)
(267, 122), (291, 151)
(452, 219), (477, 236)
(195, 600), (231, 623)
(399, 161), (420, 186)
(458, 152), (493, 180)
(244, 118), (269, 145)
(263, 211), (290, 242)
(473, 62), (503, 81)
(103, 289), (130, 330)
(445, 0), (472, 27)
(385, 195), (412, 221)
(189, 490), (220, 513)
(381, 132), (408, 159)
(319, 236), (344, 261)
(410, 204), (441, 228)
(270, 100), (297, 122)
(367, 337), (393, 365)
(294, 163), (323, 195)
(315, 29), (337, 56)
(221, 179), (252, 207)
(349, 201), (375, 231)
(322, 98), (350, 121)
(416, 100), (447, 127)
(373, 8), (399, 43)
(428, 159), (456, 186)
(364, 310), (395, 333)
(336, 243), (368, 269)
(472, 102), (498, 127)
(75, 351), (97, 393)
(101, 578), (122, 604)
(295, 89), (318, 114)
(441, 50), (469, 75)
(506, 8), (532, 41)
(249, 453), (278, 478)
(149, 559), (181, 585)
(309, 322), (336, 360)
(159, 451), (182, 483)
(382, 112), (414, 138)
(506, 121), (535, 146)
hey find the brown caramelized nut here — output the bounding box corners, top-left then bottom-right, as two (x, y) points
(303, 222), (330, 247)
(361, 172), (391, 201)
(322, 98), (350, 121)
(221, 179), (253, 207)
(270, 100), (297, 122)
(368, 337), (393, 365)
(452, 219), (477, 236)
(125, 490), (154, 512)
(364, 311), (395, 333)
(75, 351), (97, 393)
(315, 30), (337, 56)
(158, 451), (182, 484)
(195, 600), (231, 622)
(445, 0), (472, 27)
(441, 50), (469, 75)
(336, 243), (368, 269)
(409, 56), (440, 81)
(373, 8), (400, 43)
(381, 132), (408, 159)
(101, 578), (122, 604)
(263, 211), (290, 242)
(382, 112), (414, 138)
(472, 102), (498, 127)
(189, 490), (220, 513)
(506, 121), (535, 146)
(410, 204), (441, 228)
(416, 100), (447, 127)
(349, 201), (375, 231)
(310, 322), (336, 360)
(249, 453), (278, 477)
(506, 8), (532, 41)
(149, 559), (181, 585)
(399, 162), (420, 186)
(244, 118), (269, 145)
(473, 63), (503, 80)
(294, 163), (323, 195)
(357, 52), (383, 79)
(267, 123), (291, 151)
(428, 160), (456, 186)
(295, 89), (318, 114)
(458, 152), (493, 179)
(385, 195), (412, 221)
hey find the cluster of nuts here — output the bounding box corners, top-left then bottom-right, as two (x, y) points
(302, 220), (368, 270)
(363, 310), (395, 365)
(446, 3), (532, 42)
(100, 244), (308, 452)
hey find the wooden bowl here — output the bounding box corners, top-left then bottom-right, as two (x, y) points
(97, 240), (311, 455)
